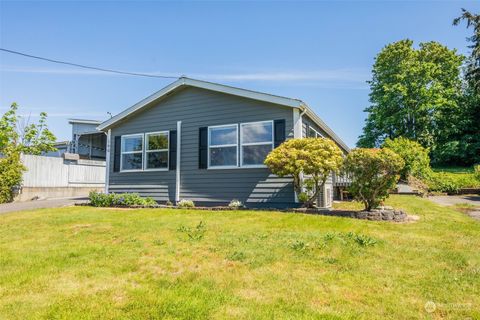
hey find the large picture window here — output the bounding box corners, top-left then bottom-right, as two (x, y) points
(208, 124), (238, 168)
(121, 134), (144, 171)
(240, 121), (273, 167)
(145, 131), (169, 170)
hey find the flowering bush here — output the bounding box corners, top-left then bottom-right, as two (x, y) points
(177, 199), (195, 208)
(228, 199), (244, 209)
(89, 191), (157, 207)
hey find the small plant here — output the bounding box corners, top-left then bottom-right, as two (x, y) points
(177, 221), (206, 241)
(165, 200), (173, 206)
(88, 191), (157, 207)
(228, 199), (244, 209)
(227, 251), (246, 262)
(474, 164), (480, 181)
(152, 239), (165, 246)
(290, 240), (309, 252)
(323, 232), (336, 241)
(177, 199), (195, 208)
(345, 232), (378, 247)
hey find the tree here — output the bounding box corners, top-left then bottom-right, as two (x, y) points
(0, 103), (57, 155)
(344, 148), (404, 211)
(357, 40), (464, 153)
(446, 9), (480, 165)
(265, 138), (343, 208)
(0, 103), (56, 203)
(382, 137), (431, 180)
(453, 8), (480, 92)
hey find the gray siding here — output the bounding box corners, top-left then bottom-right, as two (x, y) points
(108, 86), (295, 206)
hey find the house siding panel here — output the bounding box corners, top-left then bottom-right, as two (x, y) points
(108, 87), (295, 206)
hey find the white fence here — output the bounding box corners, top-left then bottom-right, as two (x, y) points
(21, 154), (105, 188)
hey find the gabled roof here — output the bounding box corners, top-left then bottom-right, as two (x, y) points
(97, 77), (350, 152)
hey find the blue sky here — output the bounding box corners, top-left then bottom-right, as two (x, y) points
(1, 0), (479, 147)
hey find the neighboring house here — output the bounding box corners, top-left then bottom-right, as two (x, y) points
(97, 77), (350, 208)
(44, 119), (107, 160)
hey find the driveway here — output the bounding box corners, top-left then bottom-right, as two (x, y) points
(429, 195), (480, 206)
(0, 197), (88, 215)
(429, 195), (480, 220)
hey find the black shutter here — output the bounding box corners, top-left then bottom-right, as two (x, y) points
(274, 119), (286, 147)
(169, 130), (177, 170)
(199, 127), (208, 169)
(113, 136), (121, 172)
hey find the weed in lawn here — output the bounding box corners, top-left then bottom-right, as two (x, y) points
(345, 232), (378, 247)
(153, 239), (165, 246)
(177, 221), (206, 241)
(289, 240), (310, 252)
(227, 251), (247, 262)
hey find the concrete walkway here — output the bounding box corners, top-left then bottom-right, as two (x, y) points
(0, 197), (88, 215)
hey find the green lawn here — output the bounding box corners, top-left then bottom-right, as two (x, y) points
(1, 196), (479, 319)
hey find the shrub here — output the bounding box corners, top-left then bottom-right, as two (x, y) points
(0, 151), (25, 203)
(265, 138), (344, 207)
(177, 199), (195, 208)
(475, 165), (480, 181)
(165, 200), (173, 206)
(344, 148), (404, 211)
(228, 199), (244, 209)
(89, 191), (157, 207)
(425, 170), (480, 193)
(382, 137), (432, 180)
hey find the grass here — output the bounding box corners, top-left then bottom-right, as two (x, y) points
(1, 195), (479, 319)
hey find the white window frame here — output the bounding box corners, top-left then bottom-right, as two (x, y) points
(120, 133), (144, 172)
(308, 126), (322, 138)
(208, 123), (239, 169)
(240, 120), (274, 168)
(144, 131), (169, 171)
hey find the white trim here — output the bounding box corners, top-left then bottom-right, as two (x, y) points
(307, 126), (322, 138)
(175, 121), (181, 203)
(105, 129), (111, 193)
(69, 118), (102, 125)
(144, 131), (169, 171)
(240, 120), (274, 168)
(207, 123), (239, 169)
(120, 133), (144, 172)
(293, 109), (303, 139)
(97, 77), (350, 153)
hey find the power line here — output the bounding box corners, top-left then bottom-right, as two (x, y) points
(0, 48), (179, 79)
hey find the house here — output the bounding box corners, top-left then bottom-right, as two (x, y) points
(43, 119), (107, 160)
(97, 77), (350, 208)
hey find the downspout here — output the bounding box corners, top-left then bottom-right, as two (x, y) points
(175, 121), (182, 203)
(293, 107), (307, 203)
(104, 129), (111, 194)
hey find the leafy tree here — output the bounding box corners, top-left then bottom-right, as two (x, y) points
(0, 103), (57, 155)
(382, 137), (431, 180)
(344, 148), (404, 211)
(0, 103), (56, 203)
(265, 138), (343, 208)
(357, 40), (464, 153)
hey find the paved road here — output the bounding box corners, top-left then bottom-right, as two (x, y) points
(0, 197), (88, 215)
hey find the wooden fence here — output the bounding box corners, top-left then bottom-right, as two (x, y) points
(16, 155), (105, 200)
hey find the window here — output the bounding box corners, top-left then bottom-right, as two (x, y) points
(240, 121), (273, 167)
(145, 131), (169, 170)
(121, 134), (143, 171)
(308, 126), (322, 138)
(208, 124), (238, 168)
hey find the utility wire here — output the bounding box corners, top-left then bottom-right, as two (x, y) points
(0, 48), (179, 79)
